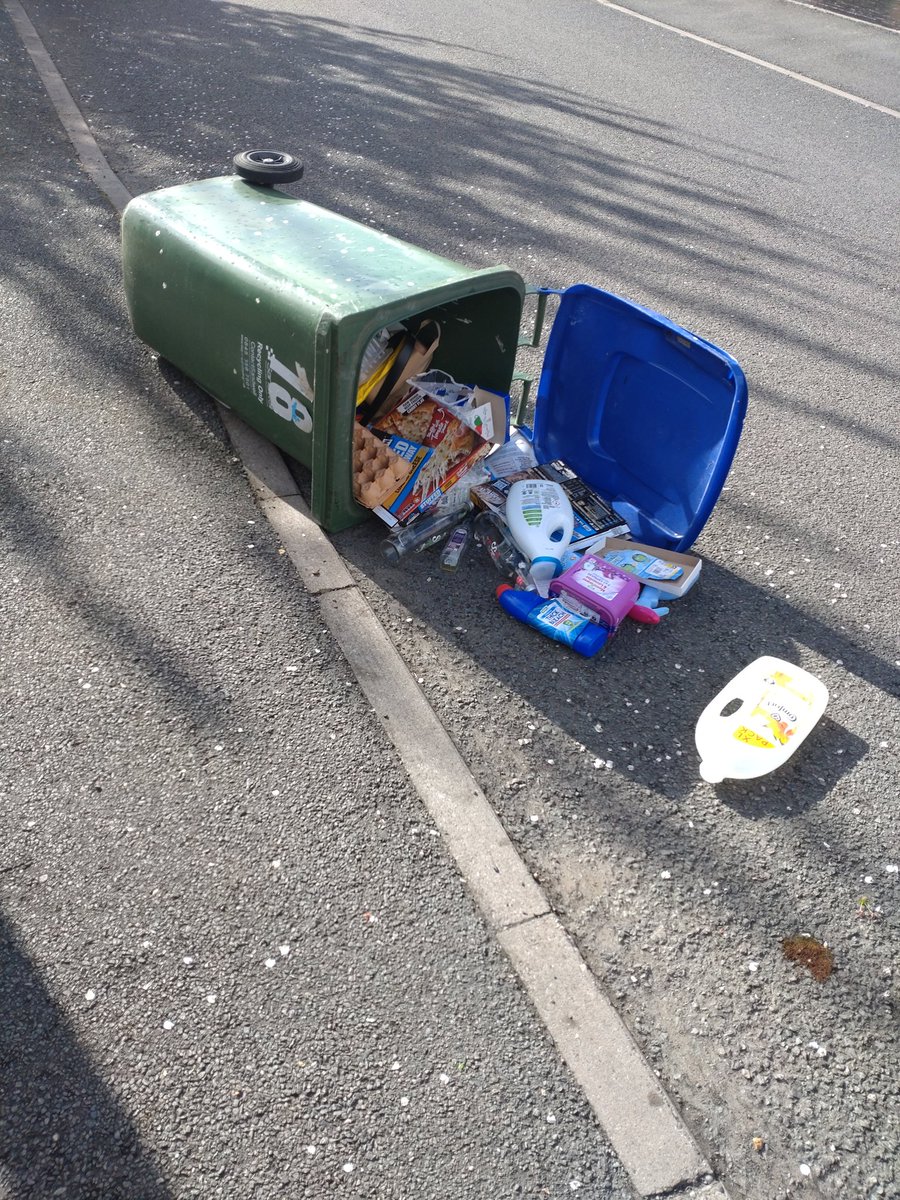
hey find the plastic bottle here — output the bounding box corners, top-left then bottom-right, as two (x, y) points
(380, 503), (471, 562)
(496, 585), (609, 657)
(440, 518), (472, 571)
(505, 479), (574, 598)
(695, 656), (829, 783)
(473, 512), (529, 585)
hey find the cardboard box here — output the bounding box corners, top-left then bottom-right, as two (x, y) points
(371, 393), (491, 524)
(597, 537), (702, 598)
(470, 460), (629, 550)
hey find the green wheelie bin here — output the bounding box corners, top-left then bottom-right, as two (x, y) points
(121, 150), (526, 533)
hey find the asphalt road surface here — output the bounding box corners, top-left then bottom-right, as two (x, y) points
(0, 10), (633, 1200)
(3, 1), (899, 1199)
(799, 0), (900, 31)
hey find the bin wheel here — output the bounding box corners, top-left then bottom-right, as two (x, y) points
(233, 150), (304, 186)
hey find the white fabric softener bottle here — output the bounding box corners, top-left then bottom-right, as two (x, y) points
(505, 479), (575, 598)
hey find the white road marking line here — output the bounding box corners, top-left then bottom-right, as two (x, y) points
(591, 0), (900, 119)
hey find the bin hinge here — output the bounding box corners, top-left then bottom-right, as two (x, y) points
(513, 285), (558, 427)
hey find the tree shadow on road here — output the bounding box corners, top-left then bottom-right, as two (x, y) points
(18, 1), (900, 404)
(7, 5), (899, 1195)
(0, 434), (230, 730)
(0, 912), (170, 1200)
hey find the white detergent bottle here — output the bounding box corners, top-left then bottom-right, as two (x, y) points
(505, 479), (575, 597)
(695, 656), (829, 784)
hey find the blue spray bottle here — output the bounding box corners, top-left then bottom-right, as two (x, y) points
(496, 585), (609, 658)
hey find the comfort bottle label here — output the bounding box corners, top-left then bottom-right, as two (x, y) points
(733, 671), (815, 749)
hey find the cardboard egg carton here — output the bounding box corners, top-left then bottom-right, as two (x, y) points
(353, 421), (413, 509)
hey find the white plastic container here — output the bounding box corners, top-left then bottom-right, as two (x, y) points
(505, 479), (574, 597)
(695, 656), (828, 784)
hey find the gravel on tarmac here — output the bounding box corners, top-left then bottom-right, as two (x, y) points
(0, 12), (633, 1199)
(7, 0), (899, 1198)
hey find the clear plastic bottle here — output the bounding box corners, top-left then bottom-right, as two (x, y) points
(473, 512), (529, 586)
(440, 518), (473, 571)
(380, 503), (471, 563)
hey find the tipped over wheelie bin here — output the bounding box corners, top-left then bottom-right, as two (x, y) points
(122, 151), (747, 545)
(121, 151), (525, 533)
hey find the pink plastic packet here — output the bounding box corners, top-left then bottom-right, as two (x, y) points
(549, 553), (641, 630)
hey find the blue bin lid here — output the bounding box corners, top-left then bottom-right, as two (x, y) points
(531, 285), (748, 551)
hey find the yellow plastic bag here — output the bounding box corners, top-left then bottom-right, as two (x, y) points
(356, 320), (441, 423)
(357, 339), (404, 409)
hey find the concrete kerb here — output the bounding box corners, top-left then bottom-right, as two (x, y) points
(4, 0), (134, 212)
(497, 916), (709, 1198)
(5, 1), (727, 1186)
(227, 412), (718, 1199)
